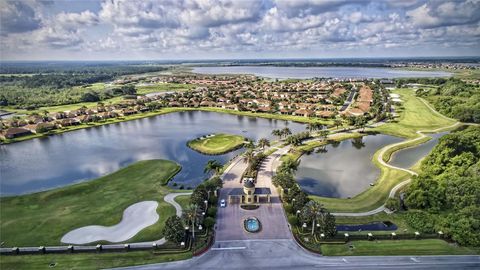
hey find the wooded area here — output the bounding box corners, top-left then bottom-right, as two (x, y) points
(405, 126), (480, 246)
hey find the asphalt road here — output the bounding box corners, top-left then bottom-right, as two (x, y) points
(113, 239), (480, 270)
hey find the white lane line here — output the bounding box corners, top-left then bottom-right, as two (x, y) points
(410, 257), (420, 263)
(342, 258), (349, 263)
(211, 247), (247, 250)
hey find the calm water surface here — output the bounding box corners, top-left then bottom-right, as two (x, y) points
(193, 66), (452, 79)
(0, 111), (306, 196)
(295, 134), (403, 198)
(389, 132), (448, 168)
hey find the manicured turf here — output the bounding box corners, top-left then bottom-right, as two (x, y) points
(0, 160), (181, 246)
(373, 88), (456, 138)
(174, 195), (191, 210)
(0, 250), (192, 270)
(321, 239), (479, 256)
(311, 151), (410, 213)
(187, 133), (246, 155)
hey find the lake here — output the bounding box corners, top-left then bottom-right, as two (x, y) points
(192, 66), (452, 79)
(295, 135), (403, 198)
(388, 132), (448, 168)
(0, 111), (306, 196)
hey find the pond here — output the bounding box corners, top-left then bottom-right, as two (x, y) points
(388, 132), (448, 169)
(192, 66), (452, 79)
(336, 221), (397, 232)
(0, 111), (306, 196)
(295, 134), (403, 198)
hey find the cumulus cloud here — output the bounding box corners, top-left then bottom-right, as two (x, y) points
(1, 0), (480, 59)
(0, 1), (41, 35)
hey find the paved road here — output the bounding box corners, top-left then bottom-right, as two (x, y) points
(113, 239), (480, 270)
(112, 98), (480, 269)
(215, 150), (291, 241)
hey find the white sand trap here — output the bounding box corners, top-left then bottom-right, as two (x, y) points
(61, 201), (159, 244)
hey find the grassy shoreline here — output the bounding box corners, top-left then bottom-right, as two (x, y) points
(187, 133), (245, 155)
(0, 160), (182, 246)
(1, 107), (331, 145)
(298, 89), (457, 212)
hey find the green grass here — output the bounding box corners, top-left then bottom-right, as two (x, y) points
(321, 239), (479, 256)
(187, 133), (245, 155)
(174, 195), (191, 210)
(0, 160), (182, 246)
(373, 88), (456, 138)
(311, 155), (410, 213)
(0, 250), (192, 270)
(2, 107), (330, 144)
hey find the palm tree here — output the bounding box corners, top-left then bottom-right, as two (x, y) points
(333, 119), (342, 130)
(258, 138), (270, 150)
(281, 127), (292, 138)
(204, 160), (222, 176)
(318, 130), (329, 141)
(183, 204), (202, 239)
(278, 158), (300, 174)
(244, 149), (255, 166)
(271, 129), (282, 140)
(300, 201), (325, 235)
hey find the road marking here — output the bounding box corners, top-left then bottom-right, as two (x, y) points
(410, 257), (420, 263)
(342, 258), (349, 263)
(211, 247), (246, 250)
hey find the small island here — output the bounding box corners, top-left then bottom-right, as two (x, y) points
(187, 133), (246, 155)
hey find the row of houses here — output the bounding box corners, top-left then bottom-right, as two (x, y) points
(1, 78), (377, 140)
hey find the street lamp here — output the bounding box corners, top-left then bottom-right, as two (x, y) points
(292, 198), (296, 208)
(302, 223), (307, 232)
(198, 225), (203, 231)
(296, 210), (301, 217)
(204, 200), (208, 211)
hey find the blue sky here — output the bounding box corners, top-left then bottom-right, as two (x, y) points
(1, 0), (479, 60)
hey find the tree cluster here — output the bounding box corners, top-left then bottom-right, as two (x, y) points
(404, 126), (480, 246)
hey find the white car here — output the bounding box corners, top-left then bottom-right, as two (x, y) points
(220, 199), (226, 208)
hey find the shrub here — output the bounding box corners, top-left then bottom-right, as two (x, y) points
(284, 204), (293, 214)
(288, 215), (299, 226)
(207, 206), (217, 218)
(385, 198), (400, 212)
(405, 210), (437, 233)
(204, 217), (215, 228)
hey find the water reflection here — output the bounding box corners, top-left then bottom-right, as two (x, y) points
(389, 132), (448, 168)
(295, 134), (403, 198)
(1, 111), (306, 196)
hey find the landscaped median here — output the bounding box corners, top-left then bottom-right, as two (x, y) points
(0, 159), (182, 246)
(187, 133), (246, 155)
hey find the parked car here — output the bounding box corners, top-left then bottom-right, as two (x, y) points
(220, 199), (226, 207)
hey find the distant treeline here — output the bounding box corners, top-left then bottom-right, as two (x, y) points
(0, 63), (167, 109)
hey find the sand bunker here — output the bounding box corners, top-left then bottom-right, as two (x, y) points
(61, 201), (159, 244)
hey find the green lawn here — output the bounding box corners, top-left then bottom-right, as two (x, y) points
(187, 133), (246, 155)
(174, 195), (191, 210)
(311, 152), (410, 212)
(321, 239), (479, 256)
(373, 88), (456, 138)
(0, 250), (192, 270)
(0, 160), (181, 246)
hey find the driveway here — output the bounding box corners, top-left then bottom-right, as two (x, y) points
(215, 148), (291, 241)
